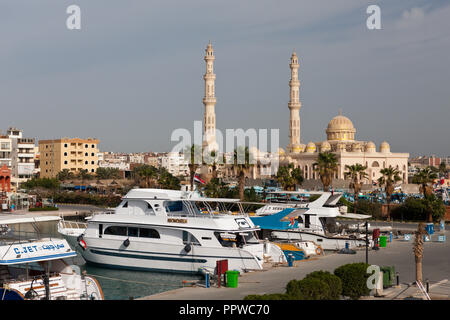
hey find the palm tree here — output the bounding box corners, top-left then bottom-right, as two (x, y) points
(133, 165), (158, 188)
(412, 166), (438, 199)
(413, 222), (428, 284)
(313, 152), (338, 192)
(276, 163), (304, 191)
(233, 146), (254, 201)
(184, 144), (202, 191)
(203, 150), (220, 179)
(379, 165), (402, 221)
(344, 164), (368, 213)
(56, 169), (74, 182)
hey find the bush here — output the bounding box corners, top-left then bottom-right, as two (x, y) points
(52, 192), (122, 208)
(243, 293), (290, 300)
(286, 278), (331, 300)
(334, 263), (370, 299)
(29, 206), (59, 212)
(304, 271), (342, 300)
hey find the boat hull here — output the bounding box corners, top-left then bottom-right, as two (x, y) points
(271, 230), (367, 251)
(63, 234), (264, 274)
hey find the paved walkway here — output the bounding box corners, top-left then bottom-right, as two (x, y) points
(142, 230), (449, 300)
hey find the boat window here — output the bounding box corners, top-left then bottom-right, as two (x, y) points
(99, 224), (103, 238)
(165, 201), (183, 212)
(122, 201), (128, 208)
(139, 228), (160, 239)
(104, 226), (127, 236)
(182, 230), (200, 245)
(128, 227), (139, 237)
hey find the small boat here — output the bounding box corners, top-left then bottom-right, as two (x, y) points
(58, 188), (287, 274)
(273, 240), (322, 261)
(0, 216), (103, 300)
(251, 192), (371, 251)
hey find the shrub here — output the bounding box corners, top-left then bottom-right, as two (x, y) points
(304, 271), (342, 300)
(334, 263), (370, 299)
(29, 206), (59, 212)
(286, 278), (331, 300)
(243, 293), (290, 300)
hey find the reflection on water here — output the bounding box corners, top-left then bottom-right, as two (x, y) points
(85, 265), (202, 300)
(6, 220), (202, 300)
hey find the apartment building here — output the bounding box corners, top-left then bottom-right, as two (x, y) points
(39, 138), (99, 178)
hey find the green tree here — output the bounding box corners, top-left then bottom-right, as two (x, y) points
(313, 152), (338, 192)
(412, 166), (437, 198)
(157, 167), (181, 190)
(56, 169), (75, 181)
(276, 163), (304, 191)
(133, 165), (158, 188)
(184, 144), (202, 191)
(378, 165), (402, 221)
(344, 164), (368, 213)
(96, 167), (121, 180)
(233, 146), (254, 201)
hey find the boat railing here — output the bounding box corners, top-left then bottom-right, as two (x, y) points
(58, 220), (88, 231)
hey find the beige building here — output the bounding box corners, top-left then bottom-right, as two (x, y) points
(39, 138), (99, 178)
(281, 51), (409, 185)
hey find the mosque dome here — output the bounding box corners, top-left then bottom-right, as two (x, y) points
(320, 141), (331, 152)
(306, 142), (317, 153)
(365, 141), (376, 153)
(326, 113), (356, 141)
(380, 141), (390, 153)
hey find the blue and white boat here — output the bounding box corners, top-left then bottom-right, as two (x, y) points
(0, 215), (103, 300)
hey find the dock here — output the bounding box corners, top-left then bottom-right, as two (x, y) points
(140, 229), (449, 300)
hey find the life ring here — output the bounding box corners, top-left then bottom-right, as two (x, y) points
(315, 246), (324, 256)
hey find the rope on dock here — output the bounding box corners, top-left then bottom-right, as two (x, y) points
(85, 273), (193, 288)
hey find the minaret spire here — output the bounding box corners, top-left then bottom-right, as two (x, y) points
(202, 42), (218, 151)
(287, 51), (302, 152)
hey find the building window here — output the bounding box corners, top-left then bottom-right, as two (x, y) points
(64, 161), (68, 164)
(91, 144), (95, 148)
(91, 153), (95, 156)
(64, 152), (67, 156)
(85, 161), (88, 165)
(85, 152), (88, 156)
(91, 169), (95, 172)
(85, 144), (88, 148)
(91, 161), (95, 164)
(64, 144), (68, 147)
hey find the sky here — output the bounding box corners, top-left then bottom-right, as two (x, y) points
(1, 0), (449, 157)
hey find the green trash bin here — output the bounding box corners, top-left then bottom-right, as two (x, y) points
(226, 270), (240, 288)
(379, 235), (387, 247)
(380, 266), (395, 288)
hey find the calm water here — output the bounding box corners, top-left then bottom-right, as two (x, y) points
(7, 220), (202, 300)
(85, 265), (202, 300)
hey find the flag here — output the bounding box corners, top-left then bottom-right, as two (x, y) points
(441, 178), (445, 185)
(194, 174), (205, 184)
(78, 238), (87, 251)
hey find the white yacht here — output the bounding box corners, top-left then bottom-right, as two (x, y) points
(58, 188), (286, 274)
(251, 192), (372, 251)
(0, 216), (103, 300)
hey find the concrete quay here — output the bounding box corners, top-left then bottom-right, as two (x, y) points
(141, 230), (449, 300)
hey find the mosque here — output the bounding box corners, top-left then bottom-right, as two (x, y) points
(199, 43), (409, 185)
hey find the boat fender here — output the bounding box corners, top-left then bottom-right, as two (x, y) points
(123, 239), (130, 247)
(184, 244), (191, 253)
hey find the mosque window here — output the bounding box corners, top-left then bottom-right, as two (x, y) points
(372, 161), (380, 167)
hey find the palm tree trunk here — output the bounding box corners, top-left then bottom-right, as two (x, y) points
(190, 170), (195, 191)
(238, 171), (245, 201)
(415, 257), (423, 283)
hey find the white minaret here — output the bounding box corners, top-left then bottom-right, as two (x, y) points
(287, 51), (301, 152)
(202, 41), (218, 151)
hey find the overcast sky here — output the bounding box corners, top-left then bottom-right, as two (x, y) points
(1, 0), (449, 157)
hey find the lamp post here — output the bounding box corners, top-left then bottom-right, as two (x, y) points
(365, 220), (369, 265)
